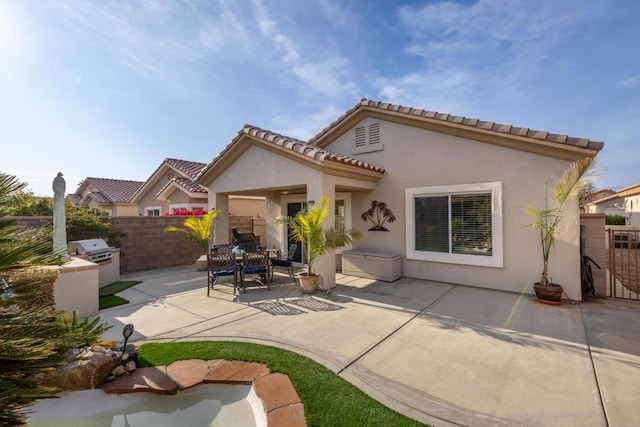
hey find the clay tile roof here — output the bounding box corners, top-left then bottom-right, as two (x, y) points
(156, 177), (208, 197)
(65, 194), (82, 206)
(164, 158), (207, 180)
(241, 125), (385, 173)
(196, 125), (385, 182)
(307, 98), (605, 152)
(82, 178), (144, 203)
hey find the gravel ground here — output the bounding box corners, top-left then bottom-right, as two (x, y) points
(611, 247), (640, 294)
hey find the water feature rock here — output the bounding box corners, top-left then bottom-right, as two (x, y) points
(102, 366), (178, 395)
(30, 347), (121, 390)
(124, 361), (137, 373)
(112, 365), (125, 376)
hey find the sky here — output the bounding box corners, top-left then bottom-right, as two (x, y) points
(1, 0), (639, 197)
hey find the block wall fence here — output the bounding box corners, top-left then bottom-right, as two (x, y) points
(14, 215), (258, 273)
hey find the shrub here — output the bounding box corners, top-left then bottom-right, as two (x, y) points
(606, 214), (626, 225)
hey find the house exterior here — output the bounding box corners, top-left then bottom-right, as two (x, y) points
(131, 157), (267, 218)
(615, 183), (640, 226)
(131, 158), (209, 216)
(585, 193), (625, 217)
(197, 99), (604, 300)
(66, 177), (143, 216)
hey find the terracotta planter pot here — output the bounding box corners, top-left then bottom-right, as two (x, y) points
(298, 273), (319, 293)
(534, 282), (563, 304)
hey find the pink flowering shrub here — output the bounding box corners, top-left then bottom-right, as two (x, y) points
(164, 208), (208, 216)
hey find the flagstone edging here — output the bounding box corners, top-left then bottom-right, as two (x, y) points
(101, 359), (306, 427)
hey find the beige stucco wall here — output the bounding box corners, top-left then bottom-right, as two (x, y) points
(137, 176), (171, 215)
(229, 196), (266, 218)
(53, 258), (99, 317)
(112, 204), (139, 216)
(325, 117), (585, 300)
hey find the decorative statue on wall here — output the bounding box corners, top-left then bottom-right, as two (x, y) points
(360, 200), (396, 231)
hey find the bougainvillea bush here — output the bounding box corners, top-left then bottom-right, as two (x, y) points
(164, 209), (208, 216)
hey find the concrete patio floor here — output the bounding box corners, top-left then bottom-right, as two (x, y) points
(97, 265), (640, 427)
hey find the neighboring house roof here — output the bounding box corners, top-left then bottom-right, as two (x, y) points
(617, 183), (640, 198)
(73, 177), (144, 206)
(587, 193), (623, 206)
(156, 177), (208, 201)
(309, 99), (604, 160)
(65, 194), (82, 206)
(196, 124), (386, 184)
(131, 158), (207, 203)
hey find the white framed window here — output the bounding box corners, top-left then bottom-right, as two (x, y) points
(353, 122), (383, 154)
(405, 182), (503, 268)
(146, 206), (161, 216)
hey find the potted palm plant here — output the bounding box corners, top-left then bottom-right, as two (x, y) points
(277, 197), (361, 293)
(525, 157), (594, 303)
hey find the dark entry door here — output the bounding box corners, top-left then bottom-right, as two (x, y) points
(287, 202), (306, 263)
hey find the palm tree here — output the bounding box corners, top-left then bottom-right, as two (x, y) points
(165, 210), (220, 255)
(277, 197), (361, 278)
(0, 172), (108, 426)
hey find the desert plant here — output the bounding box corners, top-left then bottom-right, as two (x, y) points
(277, 197), (361, 277)
(165, 210), (220, 255)
(0, 172), (109, 425)
(525, 157), (595, 286)
(360, 200), (396, 231)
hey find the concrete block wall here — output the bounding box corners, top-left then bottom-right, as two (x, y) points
(13, 215), (260, 272)
(580, 213), (607, 297)
(109, 216), (203, 272)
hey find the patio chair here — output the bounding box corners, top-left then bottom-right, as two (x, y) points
(207, 252), (238, 296)
(240, 251), (270, 293)
(270, 243), (297, 282)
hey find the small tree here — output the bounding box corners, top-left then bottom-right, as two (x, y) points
(525, 157), (595, 286)
(66, 206), (125, 247)
(165, 210), (220, 255)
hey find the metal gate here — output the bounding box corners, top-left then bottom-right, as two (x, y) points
(608, 228), (640, 300)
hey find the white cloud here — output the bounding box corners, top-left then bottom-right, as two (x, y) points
(618, 74), (640, 88)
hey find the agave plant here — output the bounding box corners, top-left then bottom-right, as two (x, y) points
(277, 197), (361, 277)
(525, 157), (595, 287)
(165, 210), (220, 255)
(360, 200), (396, 231)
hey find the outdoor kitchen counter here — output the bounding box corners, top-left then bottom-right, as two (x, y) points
(53, 258), (100, 317)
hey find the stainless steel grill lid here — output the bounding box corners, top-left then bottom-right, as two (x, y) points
(68, 239), (110, 255)
(67, 239), (113, 263)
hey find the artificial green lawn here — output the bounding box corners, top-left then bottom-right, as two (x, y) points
(98, 280), (141, 309)
(139, 341), (427, 427)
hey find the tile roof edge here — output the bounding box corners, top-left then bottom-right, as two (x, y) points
(308, 98), (604, 152)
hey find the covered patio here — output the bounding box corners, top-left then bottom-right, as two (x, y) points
(197, 125), (385, 290)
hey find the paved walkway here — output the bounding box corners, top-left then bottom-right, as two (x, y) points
(98, 265), (640, 426)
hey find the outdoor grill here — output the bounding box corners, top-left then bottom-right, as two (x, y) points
(68, 238), (113, 263)
(232, 227), (259, 252)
